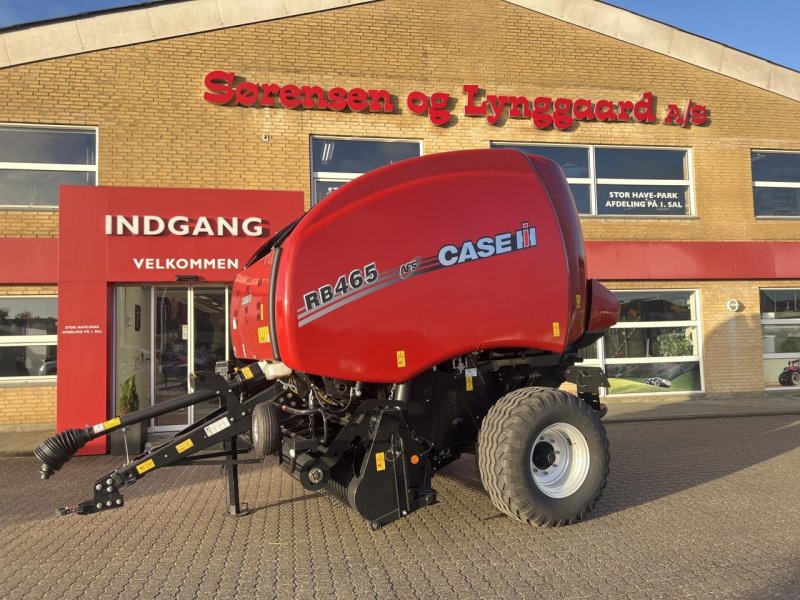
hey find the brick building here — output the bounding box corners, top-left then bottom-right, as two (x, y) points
(0, 0), (799, 438)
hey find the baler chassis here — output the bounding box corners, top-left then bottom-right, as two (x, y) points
(36, 363), (439, 529)
(36, 355), (610, 529)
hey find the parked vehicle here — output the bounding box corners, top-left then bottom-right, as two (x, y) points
(778, 359), (800, 386)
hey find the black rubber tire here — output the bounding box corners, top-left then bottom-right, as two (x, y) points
(251, 401), (282, 458)
(477, 387), (609, 526)
(792, 371), (800, 386)
(779, 372), (791, 386)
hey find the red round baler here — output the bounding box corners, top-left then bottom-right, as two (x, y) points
(36, 149), (619, 529)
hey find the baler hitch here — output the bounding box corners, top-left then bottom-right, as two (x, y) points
(35, 364), (276, 517)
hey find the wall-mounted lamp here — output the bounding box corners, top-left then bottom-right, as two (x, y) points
(175, 274), (202, 282)
(726, 299), (742, 312)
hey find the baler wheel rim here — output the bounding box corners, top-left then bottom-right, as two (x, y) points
(529, 422), (590, 499)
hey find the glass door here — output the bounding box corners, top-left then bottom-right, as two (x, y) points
(191, 288), (228, 423)
(114, 285), (231, 432)
(153, 287), (190, 428)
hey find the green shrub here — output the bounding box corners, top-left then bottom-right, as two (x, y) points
(118, 374), (140, 416)
(657, 332), (693, 357)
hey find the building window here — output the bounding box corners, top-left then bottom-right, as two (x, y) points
(580, 290), (702, 395)
(310, 136), (422, 205)
(0, 125), (97, 209)
(0, 296), (58, 379)
(752, 151), (800, 217)
(491, 143), (693, 217)
(760, 288), (800, 387)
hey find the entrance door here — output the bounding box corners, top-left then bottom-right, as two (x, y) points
(114, 285), (230, 432)
(153, 287), (190, 428)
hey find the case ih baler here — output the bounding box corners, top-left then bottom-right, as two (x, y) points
(35, 149), (619, 529)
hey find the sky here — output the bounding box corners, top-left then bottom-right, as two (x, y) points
(0, 0), (798, 72)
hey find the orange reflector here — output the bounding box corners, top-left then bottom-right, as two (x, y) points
(410, 454), (420, 465)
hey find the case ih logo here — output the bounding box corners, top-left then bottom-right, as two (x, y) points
(438, 222), (537, 267)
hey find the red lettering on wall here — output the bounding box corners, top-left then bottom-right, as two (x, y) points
(664, 103), (683, 125)
(327, 87), (348, 111)
(595, 99), (617, 122)
(203, 70), (235, 105)
(463, 84), (487, 117)
(235, 81), (259, 107)
(532, 97), (553, 129)
(301, 86), (327, 109)
(552, 98), (573, 130)
(202, 74), (710, 130)
(617, 100), (634, 121)
(348, 88), (368, 111)
(279, 84), (302, 109)
(573, 98), (595, 120)
(634, 92), (656, 123)
(690, 104), (708, 125)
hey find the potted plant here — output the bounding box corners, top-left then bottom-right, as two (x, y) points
(110, 374), (146, 457)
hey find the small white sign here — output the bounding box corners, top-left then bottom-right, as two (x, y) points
(204, 417), (231, 438)
(181, 324), (188, 340)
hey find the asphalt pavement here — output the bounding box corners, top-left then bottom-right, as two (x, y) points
(1, 413), (799, 599)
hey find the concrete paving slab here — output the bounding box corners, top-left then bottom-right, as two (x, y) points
(1, 414), (799, 598)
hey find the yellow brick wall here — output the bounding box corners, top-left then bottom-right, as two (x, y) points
(0, 0), (798, 407)
(0, 385), (56, 427)
(0, 286), (58, 425)
(0, 0), (797, 237)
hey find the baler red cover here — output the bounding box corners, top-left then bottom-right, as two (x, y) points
(232, 149), (590, 382)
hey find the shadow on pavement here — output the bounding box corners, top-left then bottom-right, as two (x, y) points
(438, 414), (800, 519)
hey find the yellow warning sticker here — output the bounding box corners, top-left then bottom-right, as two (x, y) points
(241, 366), (254, 380)
(576, 294), (582, 308)
(553, 322), (561, 337)
(396, 350), (406, 368)
(136, 459), (156, 475)
(257, 326), (270, 344)
(103, 417), (121, 431)
(466, 376), (474, 392)
(375, 452), (386, 472)
(176, 439), (194, 454)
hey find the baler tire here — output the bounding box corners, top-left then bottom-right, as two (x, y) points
(251, 401), (282, 459)
(778, 372), (790, 386)
(477, 387), (609, 527)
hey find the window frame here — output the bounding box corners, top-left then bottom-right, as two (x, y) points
(760, 287), (800, 389)
(310, 135), (423, 206)
(751, 149), (800, 219)
(491, 142), (695, 218)
(581, 289), (704, 396)
(0, 295), (58, 384)
(0, 123), (99, 211)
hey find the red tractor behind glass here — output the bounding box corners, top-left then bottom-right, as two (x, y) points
(779, 359), (800, 386)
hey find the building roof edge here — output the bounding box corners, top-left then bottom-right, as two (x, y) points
(0, 0), (381, 69)
(0, 0), (798, 103)
(504, 0), (800, 102)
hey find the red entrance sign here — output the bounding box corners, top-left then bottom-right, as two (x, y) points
(57, 186), (303, 454)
